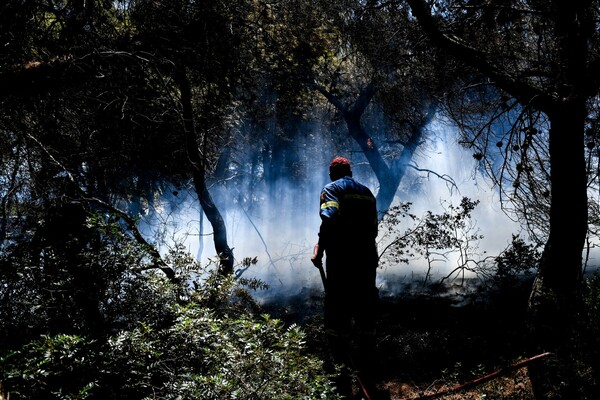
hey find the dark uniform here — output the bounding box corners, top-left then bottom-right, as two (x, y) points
(312, 157), (385, 399)
(318, 175), (379, 334)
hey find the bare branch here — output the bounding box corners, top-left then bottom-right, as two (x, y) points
(23, 131), (178, 283)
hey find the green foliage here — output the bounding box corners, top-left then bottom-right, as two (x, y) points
(103, 309), (338, 399)
(493, 234), (539, 285)
(379, 198), (542, 290)
(0, 213), (338, 399)
(583, 273), (600, 328)
(378, 201), (417, 265)
(1, 298), (338, 399)
(1, 334), (96, 400)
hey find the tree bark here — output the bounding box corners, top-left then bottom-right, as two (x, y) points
(526, 1), (591, 395)
(526, 101), (587, 398)
(174, 67), (234, 276)
(317, 83), (426, 219)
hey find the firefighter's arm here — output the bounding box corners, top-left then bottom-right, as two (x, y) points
(311, 243), (324, 268)
(312, 186), (338, 268)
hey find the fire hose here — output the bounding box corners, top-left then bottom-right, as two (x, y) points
(397, 352), (552, 400)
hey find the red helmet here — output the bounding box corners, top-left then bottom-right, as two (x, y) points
(329, 157), (350, 168)
(329, 157), (352, 179)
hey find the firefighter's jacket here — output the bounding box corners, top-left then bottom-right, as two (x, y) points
(317, 176), (378, 292)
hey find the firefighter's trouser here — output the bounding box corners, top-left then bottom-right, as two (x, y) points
(324, 282), (379, 397)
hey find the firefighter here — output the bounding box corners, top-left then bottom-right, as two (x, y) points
(311, 156), (387, 399)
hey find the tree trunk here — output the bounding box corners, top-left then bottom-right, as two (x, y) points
(345, 114), (398, 215)
(319, 83), (425, 219)
(174, 67), (234, 276)
(527, 102), (587, 399)
(404, 0), (595, 397)
(526, 1), (591, 395)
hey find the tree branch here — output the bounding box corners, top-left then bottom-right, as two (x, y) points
(405, 0), (552, 110)
(311, 81), (348, 113)
(349, 82), (377, 116)
(23, 131), (178, 283)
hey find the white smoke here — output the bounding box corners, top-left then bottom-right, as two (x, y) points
(139, 118), (523, 299)
(374, 119), (523, 295)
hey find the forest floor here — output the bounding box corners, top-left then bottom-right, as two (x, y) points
(264, 278), (538, 399)
(372, 289), (536, 400)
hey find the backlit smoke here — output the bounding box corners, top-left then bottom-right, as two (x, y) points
(139, 118), (522, 299)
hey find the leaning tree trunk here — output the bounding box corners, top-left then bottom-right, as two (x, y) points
(527, 102), (587, 399)
(346, 102), (436, 218)
(345, 113), (399, 216)
(317, 83), (427, 219)
(174, 67), (234, 276)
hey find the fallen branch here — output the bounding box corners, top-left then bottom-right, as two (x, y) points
(399, 352), (552, 400)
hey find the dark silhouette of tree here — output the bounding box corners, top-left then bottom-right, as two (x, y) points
(173, 67), (234, 275)
(405, 0), (600, 397)
(127, 0), (253, 274)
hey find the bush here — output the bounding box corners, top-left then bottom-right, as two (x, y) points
(493, 235), (539, 286)
(575, 273), (600, 393)
(1, 271), (339, 399)
(0, 212), (339, 399)
(103, 307), (339, 399)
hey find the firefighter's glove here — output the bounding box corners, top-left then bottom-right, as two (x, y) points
(311, 243), (323, 268)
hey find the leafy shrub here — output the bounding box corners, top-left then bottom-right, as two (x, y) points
(576, 273), (600, 390)
(493, 234), (539, 286)
(103, 307), (339, 399)
(0, 211), (339, 399)
(1, 334), (97, 400)
(1, 272), (339, 399)
(379, 198), (541, 293)
(378, 197), (486, 285)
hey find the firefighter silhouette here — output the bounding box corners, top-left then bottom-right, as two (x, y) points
(312, 157), (388, 399)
